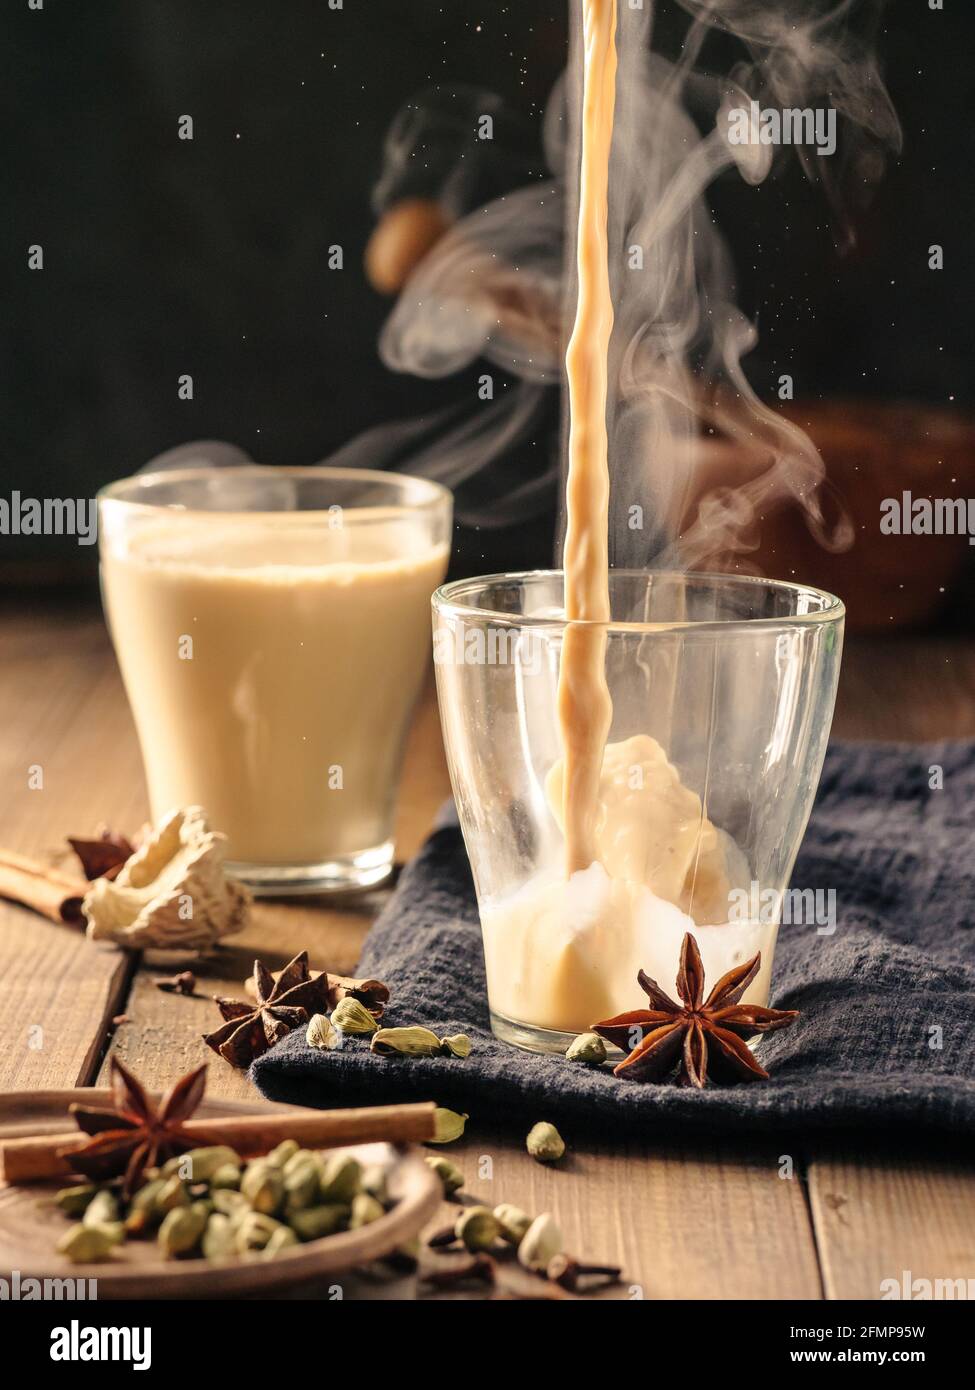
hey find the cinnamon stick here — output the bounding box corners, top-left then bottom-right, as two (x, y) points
(0, 849), (87, 925)
(0, 1101), (438, 1184)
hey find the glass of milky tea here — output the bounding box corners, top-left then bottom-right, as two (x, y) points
(433, 570), (844, 1053)
(99, 466), (452, 893)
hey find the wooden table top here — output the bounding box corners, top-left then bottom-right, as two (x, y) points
(2, 593), (974, 1300)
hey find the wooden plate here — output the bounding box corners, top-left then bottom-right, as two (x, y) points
(0, 1089), (440, 1298)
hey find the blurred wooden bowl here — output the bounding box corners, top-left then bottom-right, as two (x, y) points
(685, 401), (975, 633)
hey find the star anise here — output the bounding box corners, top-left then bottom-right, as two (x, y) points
(592, 932), (799, 1088)
(203, 951), (333, 1068)
(67, 828), (135, 882)
(62, 1057), (207, 1196)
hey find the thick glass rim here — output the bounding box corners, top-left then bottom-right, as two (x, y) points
(97, 464), (451, 521)
(432, 568), (845, 634)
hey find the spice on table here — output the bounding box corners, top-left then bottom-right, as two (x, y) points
(83, 807), (250, 952)
(424, 1154), (464, 1196)
(319, 1152), (361, 1202)
(440, 1033), (472, 1058)
(244, 960), (389, 1020)
(526, 1121), (565, 1163)
(306, 1013), (340, 1052)
(327, 998), (379, 1039)
(204, 952), (334, 1067)
(55, 1183), (97, 1218)
(592, 931), (800, 1088)
(82, 1189), (119, 1227)
(67, 829), (135, 881)
(240, 1161), (285, 1215)
(494, 1203), (531, 1245)
(546, 1253), (621, 1292)
(0, 848), (88, 925)
(456, 1205), (501, 1252)
(51, 1134), (402, 1265)
(428, 1107), (467, 1145)
(61, 1056), (207, 1198)
(57, 1223), (117, 1264)
(331, 997), (380, 1036)
(154, 971), (197, 996)
(370, 1025), (441, 1056)
(349, 1193), (384, 1229)
(427, 1222), (461, 1249)
(518, 1213), (563, 1271)
(565, 1031), (607, 1066)
(158, 1202), (208, 1257)
(4, 1098), (437, 1186)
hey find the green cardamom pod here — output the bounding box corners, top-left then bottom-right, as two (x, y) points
(526, 1121), (565, 1163)
(283, 1159), (321, 1213)
(261, 1225), (300, 1257)
(157, 1202), (208, 1258)
(318, 1153), (361, 1203)
(494, 1202), (532, 1245)
(330, 997), (379, 1035)
(211, 1188), (250, 1219)
(289, 1203), (350, 1241)
(428, 1107), (468, 1145)
(100, 1221), (126, 1246)
(439, 1033), (473, 1059)
(82, 1190), (119, 1228)
(163, 1146), (241, 1182)
(201, 1212), (237, 1260)
(234, 1211), (287, 1254)
(306, 1013), (340, 1051)
(57, 1222), (116, 1264)
(241, 1161), (285, 1215)
(424, 1154), (464, 1196)
(209, 1162), (242, 1191)
(518, 1212), (563, 1271)
(565, 1031), (608, 1066)
(370, 1025), (442, 1057)
(455, 1205), (500, 1252)
(55, 1184), (97, 1218)
(265, 1139), (300, 1168)
(124, 1179), (166, 1235)
(349, 1193), (384, 1229)
(282, 1148), (321, 1178)
(155, 1175), (190, 1213)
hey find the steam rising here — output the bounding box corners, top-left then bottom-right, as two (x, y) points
(375, 1), (900, 568)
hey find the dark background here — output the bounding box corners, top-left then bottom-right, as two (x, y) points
(1, 0), (973, 595)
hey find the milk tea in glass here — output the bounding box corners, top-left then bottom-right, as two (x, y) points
(98, 467), (451, 892)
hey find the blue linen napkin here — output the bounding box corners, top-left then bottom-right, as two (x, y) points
(252, 741), (975, 1135)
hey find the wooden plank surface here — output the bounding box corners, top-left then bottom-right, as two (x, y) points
(1, 594), (974, 1299)
(808, 1146), (975, 1300)
(832, 635), (975, 741)
(429, 1133), (823, 1300)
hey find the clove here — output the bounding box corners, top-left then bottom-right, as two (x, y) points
(422, 1253), (497, 1290)
(155, 971), (197, 996)
(546, 1253), (622, 1291)
(427, 1223), (462, 1250)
